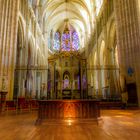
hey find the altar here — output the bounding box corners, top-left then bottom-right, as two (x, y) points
(35, 100), (100, 125)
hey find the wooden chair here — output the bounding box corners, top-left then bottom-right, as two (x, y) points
(29, 100), (38, 112)
(6, 100), (18, 114)
(18, 97), (30, 113)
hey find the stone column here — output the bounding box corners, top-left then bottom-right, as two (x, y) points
(114, 0), (140, 106)
(50, 63), (55, 99)
(0, 0), (19, 99)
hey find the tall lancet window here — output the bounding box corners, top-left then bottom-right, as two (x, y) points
(72, 31), (80, 50)
(53, 32), (60, 50)
(62, 26), (71, 51)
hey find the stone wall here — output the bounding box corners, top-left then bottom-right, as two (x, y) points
(114, 0), (140, 106)
(0, 0), (19, 99)
(0, 0), (48, 99)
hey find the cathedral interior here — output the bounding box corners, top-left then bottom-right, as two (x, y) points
(0, 0), (140, 140)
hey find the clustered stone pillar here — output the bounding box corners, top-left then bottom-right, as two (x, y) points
(114, 0), (140, 106)
(0, 0), (19, 99)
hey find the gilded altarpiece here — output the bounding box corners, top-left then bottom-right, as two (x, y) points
(48, 52), (87, 99)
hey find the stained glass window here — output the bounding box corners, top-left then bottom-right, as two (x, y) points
(53, 29), (80, 51)
(62, 33), (71, 51)
(53, 32), (60, 50)
(72, 31), (80, 50)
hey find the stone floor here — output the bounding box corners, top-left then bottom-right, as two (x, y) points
(0, 109), (140, 140)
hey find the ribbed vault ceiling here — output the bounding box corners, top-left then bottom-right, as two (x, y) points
(34, 0), (103, 51)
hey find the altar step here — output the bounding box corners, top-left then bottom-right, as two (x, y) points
(36, 118), (102, 126)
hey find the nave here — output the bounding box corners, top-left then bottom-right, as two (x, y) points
(0, 109), (140, 140)
(1, 0), (140, 139)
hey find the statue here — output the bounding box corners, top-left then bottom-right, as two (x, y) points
(1, 78), (7, 91)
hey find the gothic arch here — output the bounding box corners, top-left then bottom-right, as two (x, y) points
(13, 18), (25, 99)
(18, 15), (25, 47)
(93, 51), (98, 90)
(107, 19), (116, 65)
(107, 20), (120, 97)
(27, 37), (35, 66)
(99, 40), (105, 66)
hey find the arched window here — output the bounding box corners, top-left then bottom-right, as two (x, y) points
(62, 33), (71, 51)
(72, 31), (80, 50)
(53, 32), (60, 50)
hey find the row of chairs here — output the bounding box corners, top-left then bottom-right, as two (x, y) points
(4, 98), (38, 114)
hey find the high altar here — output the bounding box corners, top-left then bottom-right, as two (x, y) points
(36, 52), (101, 124)
(36, 21), (101, 124)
